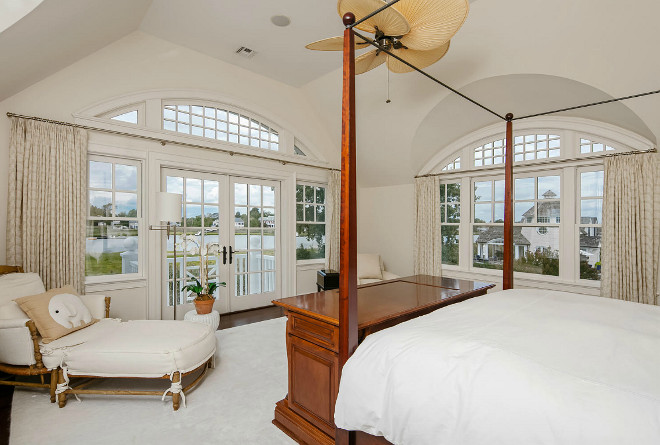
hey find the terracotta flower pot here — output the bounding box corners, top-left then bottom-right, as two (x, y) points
(194, 297), (215, 315)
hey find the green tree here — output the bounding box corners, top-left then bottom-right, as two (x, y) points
(296, 223), (325, 259)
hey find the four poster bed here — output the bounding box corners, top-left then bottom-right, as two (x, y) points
(273, 2), (660, 445)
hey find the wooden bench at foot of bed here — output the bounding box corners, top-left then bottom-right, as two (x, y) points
(272, 275), (494, 445)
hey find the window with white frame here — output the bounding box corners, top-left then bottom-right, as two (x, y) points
(296, 184), (326, 260)
(110, 110), (138, 124)
(578, 169), (604, 281)
(580, 138), (616, 154)
(474, 138), (505, 167)
(163, 104), (279, 151)
(441, 157), (461, 171)
(424, 120), (651, 286)
(97, 103), (145, 126)
(513, 134), (560, 162)
(439, 182), (461, 265)
(86, 157), (142, 277)
(472, 173), (560, 276)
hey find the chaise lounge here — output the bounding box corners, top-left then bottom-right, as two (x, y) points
(0, 267), (216, 410)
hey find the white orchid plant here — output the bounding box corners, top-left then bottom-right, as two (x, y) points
(178, 236), (226, 301)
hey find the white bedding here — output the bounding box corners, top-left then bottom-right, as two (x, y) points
(334, 289), (660, 445)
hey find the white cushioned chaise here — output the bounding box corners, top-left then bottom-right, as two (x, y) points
(0, 271), (216, 410)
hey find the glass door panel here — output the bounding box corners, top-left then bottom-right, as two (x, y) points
(162, 169), (228, 319)
(230, 177), (280, 311)
(161, 169), (280, 316)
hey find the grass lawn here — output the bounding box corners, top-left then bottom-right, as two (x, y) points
(85, 252), (123, 276)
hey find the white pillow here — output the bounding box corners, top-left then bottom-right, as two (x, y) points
(0, 301), (29, 320)
(357, 254), (383, 280)
(0, 272), (46, 306)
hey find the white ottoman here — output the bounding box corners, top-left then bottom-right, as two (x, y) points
(184, 310), (220, 330)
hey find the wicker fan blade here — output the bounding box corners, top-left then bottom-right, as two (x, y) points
(395, 0), (468, 50)
(387, 40), (450, 73)
(355, 49), (387, 74)
(306, 36), (371, 51)
(338, 0), (410, 36)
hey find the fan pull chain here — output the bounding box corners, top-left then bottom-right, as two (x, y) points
(386, 56), (391, 104)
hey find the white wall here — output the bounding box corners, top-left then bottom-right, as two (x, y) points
(0, 31), (336, 319)
(302, 0), (660, 188)
(0, 31), (336, 263)
(358, 184), (415, 277)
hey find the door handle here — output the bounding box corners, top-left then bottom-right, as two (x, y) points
(222, 246), (227, 265)
(229, 246), (234, 265)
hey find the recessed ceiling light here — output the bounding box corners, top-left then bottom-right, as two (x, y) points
(271, 15), (291, 27)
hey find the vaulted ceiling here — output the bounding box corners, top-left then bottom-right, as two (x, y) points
(1, 0), (658, 187)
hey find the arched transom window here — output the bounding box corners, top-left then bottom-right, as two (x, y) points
(163, 104), (280, 151)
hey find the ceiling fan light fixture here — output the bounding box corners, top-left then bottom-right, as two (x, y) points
(306, 0), (468, 75)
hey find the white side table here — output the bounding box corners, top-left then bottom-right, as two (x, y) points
(184, 310), (220, 330)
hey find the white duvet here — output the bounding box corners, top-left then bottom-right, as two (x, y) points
(334, 289), (660, 445)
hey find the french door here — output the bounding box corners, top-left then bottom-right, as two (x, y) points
(161, 169), (280, 319)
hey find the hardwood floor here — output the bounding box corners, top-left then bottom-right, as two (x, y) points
(219, 305), (284, 329)
(0, 384), (11, 445)
(0, 305), (285, 445)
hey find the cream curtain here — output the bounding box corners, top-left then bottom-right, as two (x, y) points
(601, 153), (660, 305)
(414, 176), (442, 276)
(6, 117), (88, 292)
(326, 170), (341, 272)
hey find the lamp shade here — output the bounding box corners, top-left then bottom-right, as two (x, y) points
(156, 192), (182, 223)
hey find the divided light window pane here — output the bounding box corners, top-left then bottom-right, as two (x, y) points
(441, 157), (461, 171)
(472, 174), (560, 276)
(296, 184), (326, 260)
(473, 134), (561, 168)
(439, 183), (460, 265)
(580, 139), (616, 154)
(110, 110), (138, 124)
(163, 104), (279, 151)
(86, 159), (141, 278)
(578, 170), (603, 281)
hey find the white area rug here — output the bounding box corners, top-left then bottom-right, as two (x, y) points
(10, 317), (295, 445)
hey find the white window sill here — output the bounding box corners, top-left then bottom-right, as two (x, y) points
(439, 266), (601, 295)
(296, 259), (326, 268)
(85, 275), (147, 292)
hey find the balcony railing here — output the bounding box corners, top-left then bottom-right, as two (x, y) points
(165, 253), (275, 306)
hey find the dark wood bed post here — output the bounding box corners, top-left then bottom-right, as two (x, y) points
(337, 11), (358, 445)
(503, 114), (514, 289)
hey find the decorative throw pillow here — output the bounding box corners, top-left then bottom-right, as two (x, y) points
(357, 254), (383, 280)
(15, 286), (96, 343)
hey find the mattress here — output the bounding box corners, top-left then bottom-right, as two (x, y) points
(334, 289), (660, 445)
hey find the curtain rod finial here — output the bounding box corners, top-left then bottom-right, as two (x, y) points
(343, 12), (355, 26)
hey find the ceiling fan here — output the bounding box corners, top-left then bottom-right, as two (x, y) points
(306, 0), (469, 75)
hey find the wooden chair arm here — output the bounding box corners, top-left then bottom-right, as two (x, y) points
(25, 319), (44, 369)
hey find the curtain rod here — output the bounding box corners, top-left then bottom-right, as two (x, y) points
(415, 147), (658, 178)
(5, 112), (338, 172)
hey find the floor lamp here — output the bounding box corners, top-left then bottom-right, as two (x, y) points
(150, 192), (183, 320)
